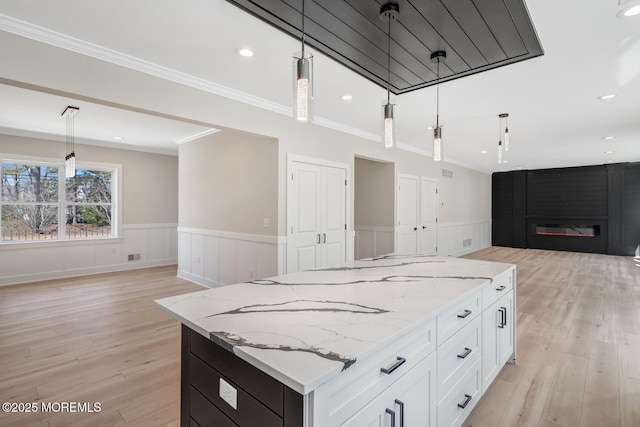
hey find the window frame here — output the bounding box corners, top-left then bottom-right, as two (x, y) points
(1, 153), (121, 245)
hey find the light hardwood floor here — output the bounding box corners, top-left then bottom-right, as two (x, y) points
(0, 266), (202, 427)
(462, 247), (640, 427)
(0, 248), (638, 426)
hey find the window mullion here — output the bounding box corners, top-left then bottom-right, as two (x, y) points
(59, 164), (65, 240)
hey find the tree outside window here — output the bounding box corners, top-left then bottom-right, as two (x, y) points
(1, 161), (114, 242)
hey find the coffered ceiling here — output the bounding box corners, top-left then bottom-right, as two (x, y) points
(229, 0), (543, 93)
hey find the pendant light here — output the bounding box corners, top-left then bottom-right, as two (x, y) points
(498, 113), (509, 164)
(293, 0), (313, 122)
(501, 113), (510, 151)
(62, 106), (79, 178)
(380, 2), (398, 148)
(430, 51), (446, 161)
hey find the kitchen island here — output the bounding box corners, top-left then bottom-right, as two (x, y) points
(156, 255), (516, 427)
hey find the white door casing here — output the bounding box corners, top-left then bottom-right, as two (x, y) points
(287, 157), (348, 273)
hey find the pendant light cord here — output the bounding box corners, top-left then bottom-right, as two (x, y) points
(301, 0), (306, 54)
(387, 16), (391, 104)
(436, 58), (440, 128)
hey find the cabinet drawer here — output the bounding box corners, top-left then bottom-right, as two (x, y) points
(190, 354), (282, 427)
(437, 359), (482, 427)
(190, 386), (238, 427)
(189, 328), (284, 415)
(437, 289), (481, 345)
(312, 317), (436, 427)
(482, 268), (513, 309)
(342, 351), (437, 427)
(437, 315), (481, 402)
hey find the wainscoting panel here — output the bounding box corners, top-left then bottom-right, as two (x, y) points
(0, 223), (179, 286)
(355, 226), (395, 260)
(437, 221), (491, 257)
(177, 228), (285, 288)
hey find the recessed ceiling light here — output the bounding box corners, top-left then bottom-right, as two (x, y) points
(503, 160), (509, 163)
(480, 150), (487, 154)
(341, 94), (353, 100)
(605, 150), (615, 154)
(603, 136), (615, 140)
(236, 48), (255, 57)
(618, 4), (640, 17)
(598, 94), (616, 100)
(113, 136), (123, 140)
(517, 166), (523, 170)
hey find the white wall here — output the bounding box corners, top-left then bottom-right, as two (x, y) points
(0, 135), (179, 285)
(0, 32), (492, 284)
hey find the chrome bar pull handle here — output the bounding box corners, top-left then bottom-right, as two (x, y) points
(394, 399), (404, 427)
(457, 347), (472, 359)
(458, 394), (472, 409)
(317, 234), (321, 244)
(457, 309), (472, 319)
(323, 233), (326, 243)
(381, 356), (406, 374)
(386, 408), (396, 427)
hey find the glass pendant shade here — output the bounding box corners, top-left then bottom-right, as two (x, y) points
(498, 140), (503, 164)
(293, 51), (313, 122)
(383, 102), (395, 148)
(65, 152), (76, 178)
(504, 127), (510, 151)
(433, 126), (442, 161)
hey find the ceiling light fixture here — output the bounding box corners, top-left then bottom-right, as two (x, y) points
(497, 113), (510, 164)
(236, 48), (255, 57)
(341, 94), (353, 100)
(603, 136), (615, 140)
(113, 136), (123, 140)
(380, 2), (399, 148)
(62, 106), (79, 178)
(618, 3), (640, 17)
(598, 94), (616, 100)
(293, 0), (313, 122)
(431, 50), (446, 161)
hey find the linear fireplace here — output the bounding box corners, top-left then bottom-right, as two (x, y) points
(527, 219), (607, 253)
(535, 224), (600, 238)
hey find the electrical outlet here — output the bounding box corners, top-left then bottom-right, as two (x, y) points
(219, 378), (237, 410)
(263, 218), (270, 228)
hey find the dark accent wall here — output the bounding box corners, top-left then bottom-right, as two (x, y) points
(492, 163), (640, 256)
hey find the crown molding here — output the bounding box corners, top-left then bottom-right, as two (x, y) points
(0, 13), (381, 145)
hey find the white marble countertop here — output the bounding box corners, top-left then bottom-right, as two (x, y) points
(155, 255), (514, 394)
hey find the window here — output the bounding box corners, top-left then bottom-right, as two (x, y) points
(1, 160), (116, 242)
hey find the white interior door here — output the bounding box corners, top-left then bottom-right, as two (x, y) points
(420, 178), (438, 255)
(287, 159), (348, 273)
(287, 162), (322, 272)
(396, 174), (419, 255)
(320, 166), (347, 269)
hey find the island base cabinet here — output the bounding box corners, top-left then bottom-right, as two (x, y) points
(481, 291), (515, 392)
(436, 359), (482, 427)
(342, 351), (437, 427)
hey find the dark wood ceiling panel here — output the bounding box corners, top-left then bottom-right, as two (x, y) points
(225, 0), (543, 94)
(472, 0), (528, 57)
(440, 0), (508, 64)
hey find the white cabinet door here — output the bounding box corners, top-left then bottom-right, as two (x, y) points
(287, 160), (347, 273)
(343, 352), (437, 427)
(396, 174), (419, 255)
(420, 178), (438, 255)
(481, 291), (514, 392)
